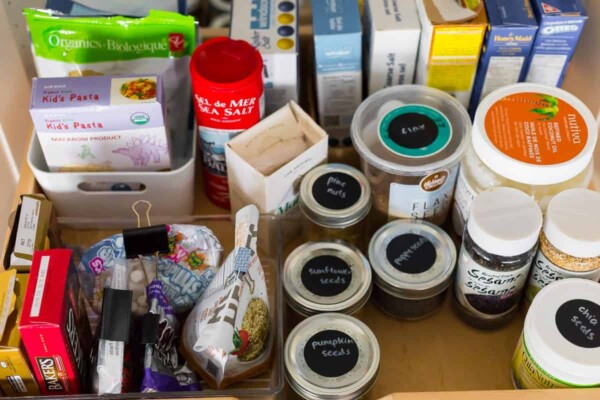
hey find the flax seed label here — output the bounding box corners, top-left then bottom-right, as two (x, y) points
(304, 330), (359, 377)
(484, 92), (588, 165)
(312, 172), (362, 210)
(378, 105), (452, 158)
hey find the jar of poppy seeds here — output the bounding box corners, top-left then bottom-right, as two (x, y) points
(454, 187), (543, 329)
(368, 220), (456, 320)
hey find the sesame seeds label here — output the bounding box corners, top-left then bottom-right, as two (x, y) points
(304, 330), (359, 377)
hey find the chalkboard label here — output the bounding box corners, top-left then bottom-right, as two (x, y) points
(555, 299), (600, 349)
(312, 172), (362, 210)
(386, 234), (437, 274)
(304, 330), (359, 377)
(301, 255), (352, 297)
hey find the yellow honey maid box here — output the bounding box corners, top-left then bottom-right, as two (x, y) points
(0, 271), (39, 396)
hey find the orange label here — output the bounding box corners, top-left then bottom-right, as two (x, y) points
(484, 92), (588, 165)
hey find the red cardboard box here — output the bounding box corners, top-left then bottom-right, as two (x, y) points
(18, 249), (91, 395)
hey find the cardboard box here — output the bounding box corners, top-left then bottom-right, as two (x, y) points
(19, 249), (92, 395)
(469, 0), (538, 114)
(312, 0), (362, 146)
(524, 0), (588, 87)
(225, 101), (328, 216)
(230, 0), (299, 116)
(415, 0), (488, 108)
(30, 75), (170, 172)
(0, 271), (40, 396)
(3, 194), (62, 272)
(365, 0), (421, 94)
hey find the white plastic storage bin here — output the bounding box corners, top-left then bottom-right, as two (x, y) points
(27, 132), (196, 218)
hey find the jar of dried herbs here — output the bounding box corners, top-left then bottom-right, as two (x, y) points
(525, 189), (600, 304)
(299, 164), (371, 247)
(454, 187), (543, 329)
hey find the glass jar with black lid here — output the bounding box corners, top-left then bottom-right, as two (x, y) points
(299, 163), (371, 248)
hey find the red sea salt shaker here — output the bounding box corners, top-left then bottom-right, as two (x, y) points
(190, 37), (264, 209)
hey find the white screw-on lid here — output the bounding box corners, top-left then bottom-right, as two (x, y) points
(524, 279), (600, 386)
(473, 83), (597, 185)
(467, 187), (543, 257)
(544, 189), (600, 258)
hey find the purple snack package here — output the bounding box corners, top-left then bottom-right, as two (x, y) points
(141, 279), (199, 392)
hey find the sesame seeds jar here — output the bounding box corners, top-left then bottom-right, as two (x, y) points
(285, 313), (380, 400)
(299, 164), (371, 248)
(368, 220), (457, 320)
(283, 241), (372, 325)
(351, 85), (471, 230)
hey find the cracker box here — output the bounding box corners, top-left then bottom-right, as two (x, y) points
(19, 249), (92, 395)
(3, 194), (62, 272)
(312, 0), (362, 146)
(0, 271), (40, 396)
(29, 75), (171, 172)
(524, 0), (587, 87)
(469, 0), (538, 114)
(415, 0), (488, 108)
(365, 0), (421, 94)
(230, 0), (299, 115)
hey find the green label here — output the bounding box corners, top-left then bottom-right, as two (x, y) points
(24, 9), (195, 63)
(378, 104), (452, 158)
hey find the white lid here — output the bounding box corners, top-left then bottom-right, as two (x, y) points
(467, 187), (542, 256)
(473, 83), (597, 185)
(544, 189), (600, 258)
(524, 279), (600, 386)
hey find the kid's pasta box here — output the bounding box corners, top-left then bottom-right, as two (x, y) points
(19, 249), (92, 395)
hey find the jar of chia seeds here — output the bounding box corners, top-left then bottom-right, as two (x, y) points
(368, 219), (456, 320)
(351, 85), (471, 230)
(452, 83), (597, 236)
(285, 313), (380, 400)
(525, 189), (600, 305)
(454, 187), (543, 330)
(299, 164), (371, 248)
(512, 279), (600, 389)
(283, 241), (372, 325)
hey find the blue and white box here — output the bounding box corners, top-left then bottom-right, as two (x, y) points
(312, 0), (362, 147)
(524, 0), (587, 87)
(230, 0), (299, 115)
(469, 0), (538, 114)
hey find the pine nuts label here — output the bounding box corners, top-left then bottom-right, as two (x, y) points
(525, 251), (600, 303)
(455, 249), (529, 317)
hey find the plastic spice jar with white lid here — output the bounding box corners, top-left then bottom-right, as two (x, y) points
(368, 219), (456, 320)
(525, 189), (600, 304)
(512, 279), (600, 389)
(285, 313), (380, 400)
(299, 164), (371, 247)
(454, 187), (543, 329)
(452, 83), (597, 236)
(283, 241), (372, 321)
(351, 85), (471, 230)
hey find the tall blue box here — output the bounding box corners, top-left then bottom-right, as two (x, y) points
(469, 0), (538, 115)
(524, 0), (587, 87)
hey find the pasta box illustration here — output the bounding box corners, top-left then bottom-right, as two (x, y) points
(29, 75), (171, 172)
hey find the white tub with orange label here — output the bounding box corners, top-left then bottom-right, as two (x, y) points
(452, 83), (597, 236)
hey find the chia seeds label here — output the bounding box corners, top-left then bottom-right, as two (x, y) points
(455, 249), (529, 317)
(386, 234), (437, 274)
(312, 172), (362, 210)
(301, 255), (353, 297)
(303, 330), (359, 378)
(388, 165), (458, 220)
(526, 251), (600, 303)
(555, 299), (600, 349)
(378, 105), (452, 158)
(451, 167), (477, 235)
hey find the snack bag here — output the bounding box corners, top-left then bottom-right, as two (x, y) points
(23, 9), (196, 150)
(78, 225), (223, 315)
(182, 205), (272, 389)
